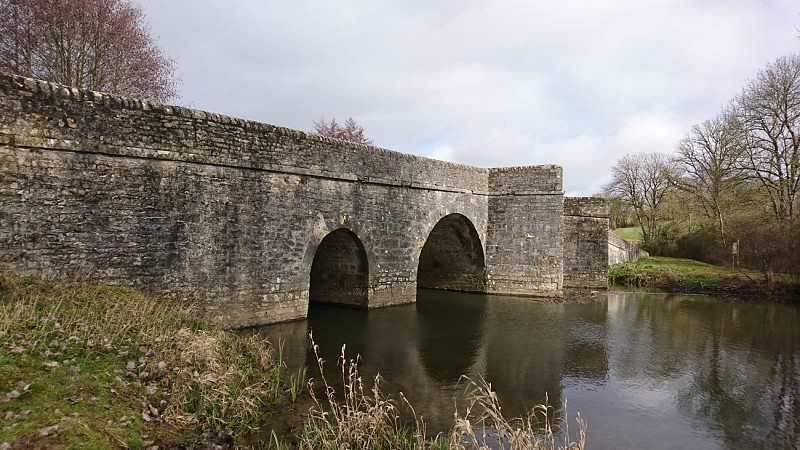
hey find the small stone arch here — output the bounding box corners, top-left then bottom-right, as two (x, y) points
(417, 213), (486, 292)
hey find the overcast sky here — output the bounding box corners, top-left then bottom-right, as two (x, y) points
(137, 0), (798, 195)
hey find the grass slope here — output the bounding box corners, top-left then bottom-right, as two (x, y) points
(612, 227), (643, 242)
(608, 256), (793, 296)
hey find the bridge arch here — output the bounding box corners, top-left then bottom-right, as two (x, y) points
(309, 227), (370, 307)
(417, 213), (486, 292)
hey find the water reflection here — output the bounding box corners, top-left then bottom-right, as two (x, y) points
(585, 293), (800, 449)
(481, 296), (570, 413)
(416, 289), (487, 384)
(563, 301), (609, 381)
(253, 290), (800, 449)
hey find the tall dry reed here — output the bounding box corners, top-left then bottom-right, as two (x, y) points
(452, 377), (586, 450)
(297, 333), (587, 450)
(298, 333), (430, 449)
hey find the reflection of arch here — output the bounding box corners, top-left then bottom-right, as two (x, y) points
(417, 213), (486, 292)
(417, 289), (487, 383)
(309, 228), (369, 307)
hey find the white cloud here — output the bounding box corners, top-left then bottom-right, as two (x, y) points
(606, 109), (687, 158)
(138, 0), (800, 195)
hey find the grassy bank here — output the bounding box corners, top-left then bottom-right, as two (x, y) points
(0, 274), (294, 448)
(1, 274), (586, 449)
(609, 256), (797, 297)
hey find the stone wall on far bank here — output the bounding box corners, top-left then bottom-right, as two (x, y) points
(563, 197), (609, 290)
(608, 231), (649, 265)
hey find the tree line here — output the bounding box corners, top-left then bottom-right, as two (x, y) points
(603, 53), (800, 283)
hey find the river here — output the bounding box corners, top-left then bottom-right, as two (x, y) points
(253, 289), (800, 449)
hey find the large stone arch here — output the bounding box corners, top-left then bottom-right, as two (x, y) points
(417, 213), (486, 292)
(309, 228), (370, 307)
(299, 213), (377, 308)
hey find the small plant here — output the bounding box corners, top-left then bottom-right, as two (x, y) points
(268, 338), (288, 399)
(268, 430), (292, 450)
(288, 365), (307, 403)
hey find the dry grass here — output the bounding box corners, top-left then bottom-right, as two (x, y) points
(297, 334), (587, 450)
(452, 378), (585, 450)
(0, 274), (198, 350)
(1, 274), (589, 448)
(298, 333), (430, 449)
(163, 327), (283, 437)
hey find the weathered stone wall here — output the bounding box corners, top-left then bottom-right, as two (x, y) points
(486, 166), (564, 297)
(608, 231), (649, 265)
(563, 197), (609, 289)
(0, 72), (599, 327)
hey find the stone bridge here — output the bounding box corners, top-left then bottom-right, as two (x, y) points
(0, 73), (608, 328)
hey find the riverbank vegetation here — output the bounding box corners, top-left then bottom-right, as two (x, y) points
(1, 274), (586, 449)
(295, 337), (585, 450)
(609, 256), (798, 297)
(602, 53), (800, 291)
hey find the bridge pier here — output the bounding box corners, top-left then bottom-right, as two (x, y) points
(485, 166), (565, 297)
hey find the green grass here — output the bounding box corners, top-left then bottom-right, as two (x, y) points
(610, 256), (764, 292)
(613, 227), (643, 242)
(0, 352), (154, 449)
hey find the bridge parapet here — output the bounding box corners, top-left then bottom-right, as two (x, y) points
(0, 73), (488, 195)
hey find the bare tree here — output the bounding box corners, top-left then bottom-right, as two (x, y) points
(674, 109), (747, 242)
(603, 152), (677, 250)
(0, 0), (177, 102)
(735, 54), (800, 227)
(596, 193), (635, 230)
(313, 117), (373, 145)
